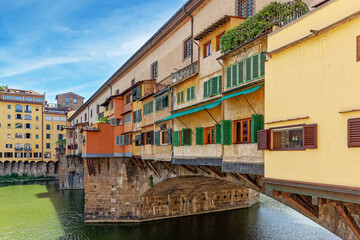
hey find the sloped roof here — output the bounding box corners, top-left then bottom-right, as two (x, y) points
(55, 92), (85, 100)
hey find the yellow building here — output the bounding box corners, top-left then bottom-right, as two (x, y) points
(263, 0), (360, 203)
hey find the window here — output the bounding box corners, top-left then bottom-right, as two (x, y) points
(186, 86), (195, 101)
(203, 41), (211, 58)
(177, 91), (184, 104)
(24, 143), (31, 151)
(15, 123), (23, 129)
(35, 145), (39, 149)
(36, 134), (39, 139)
(73, 98), (77, 104)
(184, 38), (192, 59)
(36, 107), (39, 111)
(60, 117), (66, 122)
(8, 115), (11, 119)
(131, 79), (135, 86)
(15, 105), (23, 112)
(25, 123), (31, 129)
(15, 152), (23, 158)
(133, 109), (142, 123)
(25, 133), (31, 139)
(25, 97), (33, 101)
(181, 128), (192, 146)
(35, 97), (43, 102)
(126, 94), (131, 104)
(46, 143), (51, 149)
(145, 131), (154, 145)
(116, 134), (132, 146)
(151, 61), (158, 79)
(204, 76), (222, 98)
(58, 134), (63, 140)
(7, 124), (11, 129)
(6, 144), (12, 148)
(272, 126), (304, 150)
(57, 125), (62, 130)
(7, 105), (11, 109)
(216, 32), (225, 52)
(15, 133), (22, 139)
(236, 0), (254, 17)
(45, 116), (52, 121)
(15, 96), (23, 101)
(4, 152), (13, 158)
(234, 119), (252, 144)
(46, 134), (50, 139)
(155, 93), (169, 111)
(15, 143), (23, 150)
(36, 116), (39, 121)
(143, 101), (153, 115)
(124, 113), (131, 124)
(4, 95), (13, 100)
(35, 125), (39, 129)
(65, 98), (69, 105)
(349, 118), (360, 147)
(205, 127), (215, 144)
(24, 152), (32, 158)
(110, 102), (114, 110)
(53, 116), (60, 121)
(7, 134), (11, 139)
(44, 152), (51, 159)
(24, 105), (31, 113)
(90, 109), (93, 118)
(24, 114), (31, 120)
(34, 152), (41, 158)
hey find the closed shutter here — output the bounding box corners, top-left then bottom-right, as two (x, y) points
(348, 118), (360, 147)
(304, 124), (317, 149)
(191, 86), (195, 100)
(218, 76), (222, 94)
(211, 77), (218, 96)
(260, 52), (266, 77)
(221, 120), (232, 145)
(252, 54), (259, 79)
(204, 81), (208, 98)
(149, 131), (154, 145)
(257, 129), (269, 150)
(245, 57), (252, 82)
(214, 124), (221, 144)
(177, 92), (180, 104)
(138, 109), (142, 122)
(238, 61), (244, 85)
(116, 136), (120, 146)
(195, 127), (204, 145)
(155, 99), (159, 110)
(167, 128), (172, 144)
(226, 66), (232, 88)
(140, 132), (145, 146)
(155, 131), (160, 146)
(182, 129), (192, 146)
(132, 89), (137, 101)
(133, 111), (137, 123)
(251, 114), (263, 143)
(173, 131), (180, 147)
(181, 91), (184, 103)
(136, 85), (142, 99)
(232, 64), (238, 87)
(186, 88), (190, 101)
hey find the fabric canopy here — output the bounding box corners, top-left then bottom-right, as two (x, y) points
(158, 84), (263, 122)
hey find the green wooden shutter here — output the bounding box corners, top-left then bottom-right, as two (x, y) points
(138, 109), (142, 122)
(238, 61), (244, 85)
(204, 81), (208, 98)
(221, 120), (232, 145)
(181, 91), (184, 103)
(136, 85), (142, 99)
(173, 131), (180, 147)
(251, 114), (263, 143)
(191, 86), (195, 100)
(133, 111), (137, 123)
(140, 132), (145, 146)
(252, 54), (259, 79)
(167, 128), (172, 144)
(260, 52), (266, 77)
(218, 76), (222, 93)
(214, 124), (221, 144)
(245, 57), (252, 82)
(186, 87), (190, 101)
(182, 129), (192, 146)
(195, 127), (204, 145)
(155, 131), (160, 146)
(211, 77), (218, 96)
(232, 64), (238, 87)
(226, 66), (232, 88)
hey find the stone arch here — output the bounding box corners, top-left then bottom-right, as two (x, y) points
(23, 161), (30, 174)
(0, 161), (4, 176)
(37, 161), (46, 176)
(4, 161), (11, 175)
(11, 161), (18, 173)
(18, 161), (24, 175)
(30, 161), (37, 176)
(47, 161), (55, 176)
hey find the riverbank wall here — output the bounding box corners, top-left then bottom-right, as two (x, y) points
(0, 160), (58, 177)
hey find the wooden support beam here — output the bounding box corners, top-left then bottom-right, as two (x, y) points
(135, 157), (147, 171)
(284, 193), (319, 218)
(335, 201), (360, 240)
(237, 173), (261, 192)
(130, 157), (143, 171)
(197, 166), (211, 175)
(107, 159), (109, 171)
(160, 161), (176, 174)
(91, 159), (96, 176)
(181, 165), (198, 174)
(146, 161), (161, 178)
(208, 166), (226, 178)
(97, 159), (101, 175)
(86, 159), (91, 176)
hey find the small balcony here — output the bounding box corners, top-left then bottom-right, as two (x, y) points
(24, 148), (32, 152)
(14, 147), (23, 151)
(170, 61), (198, 85)
(55, 147), (65, 154)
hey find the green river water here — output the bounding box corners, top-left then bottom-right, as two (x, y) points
(0, 180), (340, 240)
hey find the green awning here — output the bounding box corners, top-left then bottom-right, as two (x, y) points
(158, 84), (263, 122)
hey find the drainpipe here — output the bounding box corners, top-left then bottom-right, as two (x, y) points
(183, 6), (194, 64)
(217, 59), (225, 159)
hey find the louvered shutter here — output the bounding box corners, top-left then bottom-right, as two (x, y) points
(177, 92), (180, 104)
(251, 115), (263, 143)
(245, 57), (252, 82)
(132, 89), (137, 101)
(167, 128), (172, 144)
(155, 131), (160, 146)
(221, 120), (232, 145)
(252, 54), (259, 79)
(211, 77), (218, 96)
(238, 61), (244, 85)
(136, 85), (142, 99)
(304, 124), (317, 149)
(173, 131), (180, 147)
(218, 76), (222, 94)
(149, 131), (154, 145)
(257, 129), (269, 150)
(348, 118), (360, 147)
(155, 99), (159, 110)
(140, 132), (145, 146)
(186, 88), (190, 101)
(214, 124), (221, 144)
(204, 81), (208, 98)
(260, 52), (266, 77)
(181, 91), (184, 103)
(226, 66), (232, 88)
(138, 109), (142, 122)
(182, 129), (192, 146)
(133, 111), (137, 123)
(195, 127), (204, 145)
(232, 64), (238, 87)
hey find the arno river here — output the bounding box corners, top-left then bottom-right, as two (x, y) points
(0, 180), (340, 240)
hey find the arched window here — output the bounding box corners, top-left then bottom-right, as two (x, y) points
(15, 123), (23, 128)
(15, 105), (23, 112)
(25, 123), (31, 129)
(15, 114), (22, 120)
(24, 114), (32, 120)
(24, 105), (32, 113)
(24, 133), (31, 139)
(15, 143), (23, 150)
(15, 133), (23, 139)
(24, 143), (32, 151)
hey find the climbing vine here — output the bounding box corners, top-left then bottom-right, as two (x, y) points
(220, 1), (309, 54)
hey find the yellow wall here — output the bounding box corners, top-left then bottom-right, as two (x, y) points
(265, 0), (360, 188)
(43, 113), (67, 162)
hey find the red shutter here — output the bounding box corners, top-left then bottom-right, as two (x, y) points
(348, 118), (360, 147)
(304, 124), (317, 149)
(257, 129), (269, 150)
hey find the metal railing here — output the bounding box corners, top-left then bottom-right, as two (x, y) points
(276, 0), (309, 27)
(171, 61), (198, 85)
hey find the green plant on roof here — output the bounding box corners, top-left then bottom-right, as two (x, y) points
(96, 117), (109, 123)
(220, 1), (308, 54)
(52, 139), (66, 145)
(0, 86), (6, 91)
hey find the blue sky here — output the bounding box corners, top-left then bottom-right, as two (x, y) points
(0, 0), (185, 102)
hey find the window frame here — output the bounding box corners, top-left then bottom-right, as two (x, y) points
(204, 126), (215, 144)
(183, 37), (192, 60)
(269, 124), (306, 151)
(150, 61), (158, 79)
(203, 41), (212, 58)
(233, 118), (252, 144)
(177, 90), (184, 104)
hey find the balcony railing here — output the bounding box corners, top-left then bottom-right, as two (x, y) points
(55, 147), (65, 153)
(24, 148), (32, 151)
(275, 0), (309, 27)
(14, 147), (23, 151)
(171, 61), (198, 85)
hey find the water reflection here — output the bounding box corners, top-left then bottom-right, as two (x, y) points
(0, 180), (339, 240)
